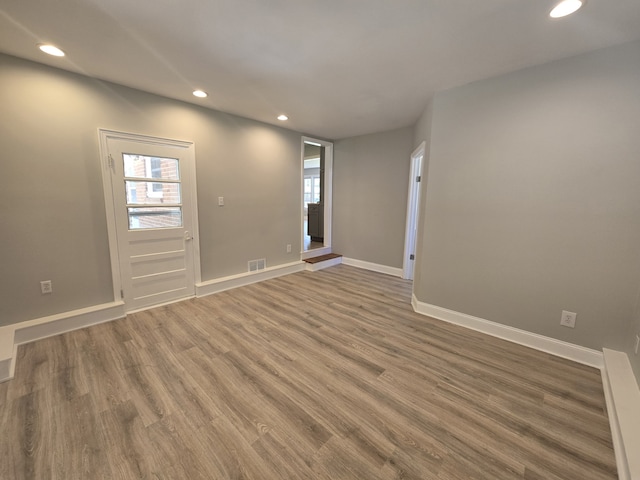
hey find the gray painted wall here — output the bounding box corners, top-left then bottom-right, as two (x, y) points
(0, 53), (301, 327)
(414, 41), (640, 360)
(413, 99), (433, 153)
(333, 127), (414, 268)
(412, 99), (434, 288)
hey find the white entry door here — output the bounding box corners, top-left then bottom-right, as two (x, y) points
(103, 132), (198, 312)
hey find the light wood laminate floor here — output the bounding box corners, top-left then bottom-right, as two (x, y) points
(0, 265), (617, 479)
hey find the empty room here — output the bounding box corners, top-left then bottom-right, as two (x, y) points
(1, 0), (639, 479)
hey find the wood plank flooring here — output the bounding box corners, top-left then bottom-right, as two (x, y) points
(0, 265), (617, 479)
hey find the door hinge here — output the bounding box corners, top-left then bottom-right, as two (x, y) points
(410, 254), (415, 260)
(416, 176), (421, 183)
(120, 289), (124, 299)
(108, 154), (114, 169)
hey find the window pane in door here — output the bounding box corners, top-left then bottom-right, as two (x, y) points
(128, 207), (182, 229)
(123, 154), (180, 180)
(125, 181), (181, 205)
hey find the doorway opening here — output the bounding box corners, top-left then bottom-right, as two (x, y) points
(402, 142), (425, 280)
(301, 137), (333, 260)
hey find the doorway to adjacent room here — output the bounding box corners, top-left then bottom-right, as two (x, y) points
(301, 137), (333, 260)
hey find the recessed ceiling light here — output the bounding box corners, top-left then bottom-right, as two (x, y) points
(550, 0), (584, 18)
(277, 114), (289, 121)
(38, 44), (65, 57)
(193, 90), (208, 98)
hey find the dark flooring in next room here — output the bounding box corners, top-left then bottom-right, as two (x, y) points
(0, 265), (617, 479)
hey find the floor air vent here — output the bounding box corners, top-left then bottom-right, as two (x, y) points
(248, 258), (266, 272)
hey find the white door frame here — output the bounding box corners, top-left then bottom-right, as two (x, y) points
(98, 129), (202, 306)
(300, 136), (333, 260)
(402, 142), (426, 280)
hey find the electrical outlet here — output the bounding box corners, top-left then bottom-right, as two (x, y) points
(560, 310), (576, 328)
(286, 244), (292, 253)
(218, 196), (224, 206)
(40, 280), (53, 294)
(634, 335), (640, 355)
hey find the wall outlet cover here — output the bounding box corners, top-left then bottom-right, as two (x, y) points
(560, 310), (576, 328)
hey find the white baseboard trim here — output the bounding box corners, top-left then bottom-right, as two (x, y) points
(196, 261), (305, 297)
(0, 326), (15, 383)
(602, 365), (628, 480)
(305, 256), (343, 272)
(0, 301), (126, 383)
(602, 349), (640, 480)
(13, 301), (126, 346)
(341, 257), (403, 278)
(0, 358), (11, 384)
(411, 296), (603, 369)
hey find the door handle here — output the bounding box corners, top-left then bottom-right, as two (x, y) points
(184, 231), (193, 241)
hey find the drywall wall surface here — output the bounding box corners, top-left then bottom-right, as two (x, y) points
(333, 127), (414, 268)
(414, 40), (640, 351)
(0, 55), (114, 327)
(413, 98), (433, 153)
(0, 53), (301, 327)
(193, 114), (301, 281)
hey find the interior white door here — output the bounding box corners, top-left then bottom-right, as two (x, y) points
(403, 143), (425, 280)
(107, 137), (197, 312)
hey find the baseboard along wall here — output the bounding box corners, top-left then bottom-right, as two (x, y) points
(410, 296), (640, 480)
(341, 257), (403, 278)
(0, 301), (126, 382)
(0, 326), (15, 382)
(601, 349), (640, 480)
(195, 261), (306, 297)
(411, 295), (603, 369)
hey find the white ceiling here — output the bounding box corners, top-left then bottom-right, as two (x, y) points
(1, 0), (640, 139)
